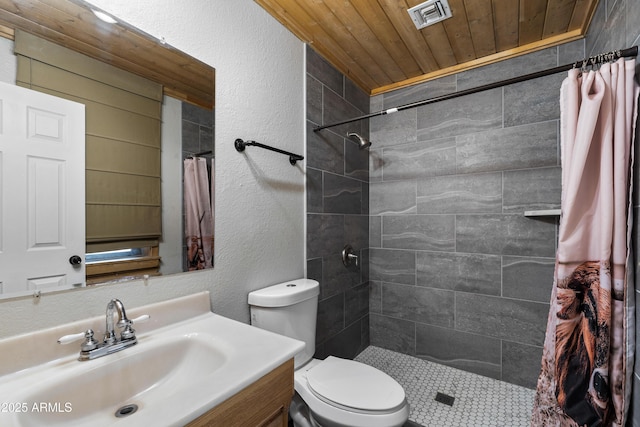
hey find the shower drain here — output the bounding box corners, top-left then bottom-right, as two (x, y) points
(115, 403), (139, 418)
(435, 392), (455, 406)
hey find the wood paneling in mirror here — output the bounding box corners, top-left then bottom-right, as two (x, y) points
(255, 0), (599, 95)
(0, 0), (214, 109)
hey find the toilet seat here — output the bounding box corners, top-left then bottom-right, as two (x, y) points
(293, 358), (409, 427)
(306, 356), (406, 413)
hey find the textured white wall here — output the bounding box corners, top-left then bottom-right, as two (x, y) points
(0, 0), (306, 338)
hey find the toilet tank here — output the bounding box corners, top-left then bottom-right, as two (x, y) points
(248, 278), (319, 368)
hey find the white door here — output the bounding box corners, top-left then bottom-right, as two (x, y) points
(0, 82), (85, 297)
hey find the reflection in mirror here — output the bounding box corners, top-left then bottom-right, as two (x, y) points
(0, 0), (215, 298)
(181, 104), (215, 272)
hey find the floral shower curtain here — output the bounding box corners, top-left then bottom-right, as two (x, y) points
(531, 59), (638, 426)
(184, 157), (214, 270)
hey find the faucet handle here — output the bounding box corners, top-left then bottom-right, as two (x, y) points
(131, 314), (150, 324)
(119, 314), (150, 341)
(57, 331), (86, 345)
(58, 329), (99, 352)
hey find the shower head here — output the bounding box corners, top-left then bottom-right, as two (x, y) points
(346, 132), (372, 150)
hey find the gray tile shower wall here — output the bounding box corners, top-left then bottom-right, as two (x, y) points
(368, 52), (560, 388)
(367, 0), (640, 393)
(306, 46), (370, 360)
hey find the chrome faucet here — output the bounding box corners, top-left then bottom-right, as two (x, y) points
(58, 299), (149, 361)
(104, 298), (132, 344)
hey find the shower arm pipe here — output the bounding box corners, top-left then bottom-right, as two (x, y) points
(313, 45), (639, 132)
(234, 138), (304, 166)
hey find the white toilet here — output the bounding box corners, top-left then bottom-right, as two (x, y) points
(248, 278), (410, 427)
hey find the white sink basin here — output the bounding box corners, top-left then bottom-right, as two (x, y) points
(19, 334), (226, 426)
(0, 292), (304, 426)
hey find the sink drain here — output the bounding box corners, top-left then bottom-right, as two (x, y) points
(115, 403), (139, 418)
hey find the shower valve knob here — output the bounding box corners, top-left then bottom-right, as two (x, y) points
(342, 244), (359, 268)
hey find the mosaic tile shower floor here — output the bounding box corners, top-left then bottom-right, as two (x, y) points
(355, 346), (535, 427)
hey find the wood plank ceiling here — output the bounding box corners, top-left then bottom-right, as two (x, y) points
(0, 0), (214, 109)
(255, 0), (600, 95)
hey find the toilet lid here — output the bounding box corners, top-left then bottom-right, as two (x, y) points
(306, 356), (405, 412)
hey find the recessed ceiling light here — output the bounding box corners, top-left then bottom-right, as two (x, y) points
(91, 9), (117, 24)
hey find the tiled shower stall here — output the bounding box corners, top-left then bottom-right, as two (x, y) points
(367, 44), (563, 388)
(307, 0), (640, 415)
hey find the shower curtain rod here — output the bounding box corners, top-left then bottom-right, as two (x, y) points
(187, 150), (212, 158)
(313, 45), (639, 132)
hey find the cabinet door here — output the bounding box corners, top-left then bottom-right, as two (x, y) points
(186, 359), (294, 427)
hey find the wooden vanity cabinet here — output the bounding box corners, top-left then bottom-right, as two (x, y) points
(186, 359), (294, 427)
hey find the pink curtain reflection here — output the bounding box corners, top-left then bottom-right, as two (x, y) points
(184, 157), (213, 270)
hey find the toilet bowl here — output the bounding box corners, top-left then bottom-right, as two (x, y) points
(291, 357), (409, 427)
(248, 279), (410, 427)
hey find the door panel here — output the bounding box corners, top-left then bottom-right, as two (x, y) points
(28, 156), (65, 248)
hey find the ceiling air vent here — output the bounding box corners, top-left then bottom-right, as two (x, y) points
(407, 0), (453, 29)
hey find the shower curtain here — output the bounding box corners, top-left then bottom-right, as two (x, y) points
(531, 59), (638, 426)
(184, 157), (214, 270)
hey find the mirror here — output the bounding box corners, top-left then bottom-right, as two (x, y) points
(0, 0), (215, 297)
